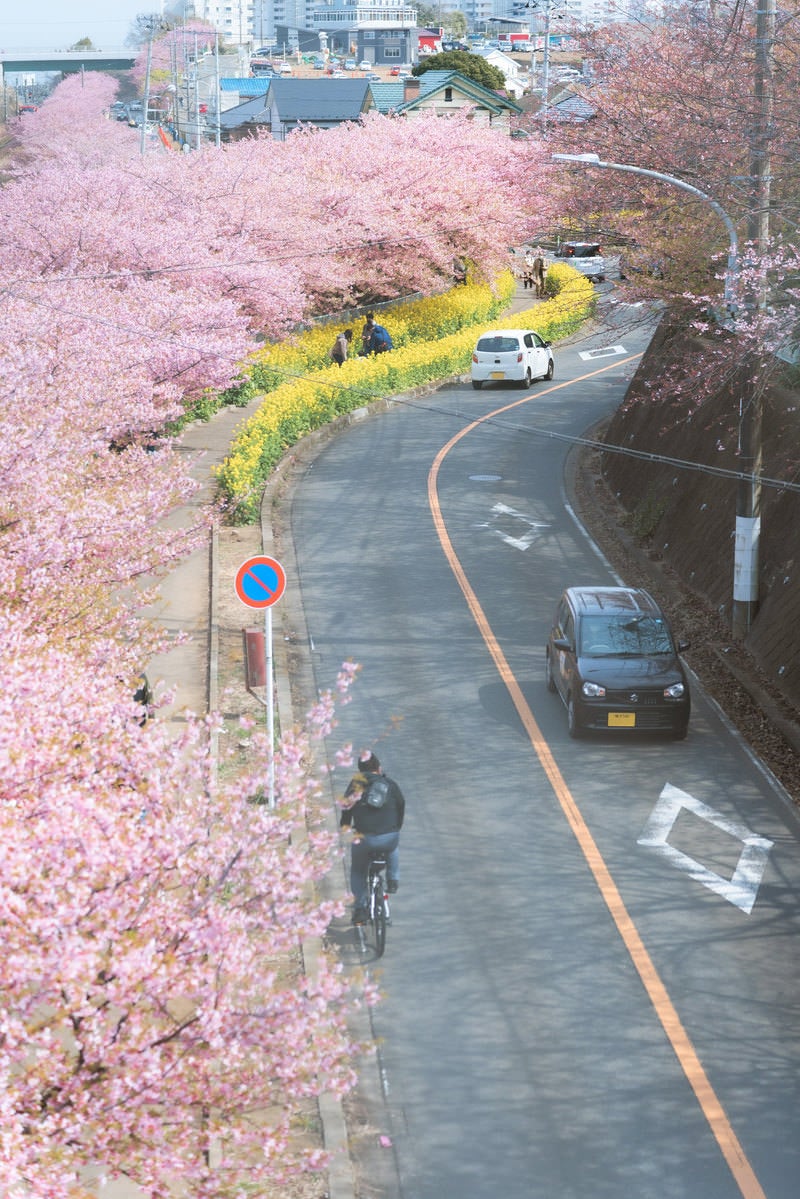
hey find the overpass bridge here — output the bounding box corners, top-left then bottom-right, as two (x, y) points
(0, 50), (137, 76)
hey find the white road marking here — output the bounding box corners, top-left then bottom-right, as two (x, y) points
(482, 502), (550, 551)
(578, 344), (628, 360)
(637, 782), (773, 914)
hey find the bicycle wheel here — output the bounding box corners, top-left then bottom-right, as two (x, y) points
(372, 885), (387, 957)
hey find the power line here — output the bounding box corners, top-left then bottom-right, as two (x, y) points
(9, 276), (799, 497)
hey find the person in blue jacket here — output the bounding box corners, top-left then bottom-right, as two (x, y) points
(364, 317), (393, 355)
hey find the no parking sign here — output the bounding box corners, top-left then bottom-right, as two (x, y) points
(234, 555), (286, 807)
(234, 555), (286, 609)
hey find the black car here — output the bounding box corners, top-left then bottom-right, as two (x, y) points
(546, 586), (690, 739)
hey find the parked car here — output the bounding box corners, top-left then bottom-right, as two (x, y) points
(277, 61), (292, 74)
(471, 328), (554, 389)
(365, 72), (381, 81)
(345, 59), (357, 70)
(389, 66), (401, 75)
(358, 60), (371, 70)
(546, 586), (691, 739)
(555, 241), (606, 282)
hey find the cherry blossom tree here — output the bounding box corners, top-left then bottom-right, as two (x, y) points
(0, 58), (559, 1191)
(544, 3), (800, 323)
(0, 637), (363, 1196)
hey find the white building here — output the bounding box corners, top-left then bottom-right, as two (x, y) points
(189, 0), (257, 44)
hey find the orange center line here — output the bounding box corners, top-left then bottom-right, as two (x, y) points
(426, 360), (766, 1199)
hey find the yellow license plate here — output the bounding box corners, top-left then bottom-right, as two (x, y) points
(490, 371), (505, 379)
(608, 712), (636, 728)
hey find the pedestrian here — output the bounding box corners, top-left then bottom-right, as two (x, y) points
(359, 311), (376, 357)
(340, 750), (405, 925)
(330, 328), (353, 366)
(365, 318), (393, 355)
(532, 252), (546, 298)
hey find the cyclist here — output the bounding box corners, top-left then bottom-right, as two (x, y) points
(340, 750), (405, 924)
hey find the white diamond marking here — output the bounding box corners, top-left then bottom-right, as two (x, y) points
(637, 783), (773, 914)
(486, 502), (550, 551)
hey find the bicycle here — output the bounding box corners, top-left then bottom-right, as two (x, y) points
(365, 854), (391, 958)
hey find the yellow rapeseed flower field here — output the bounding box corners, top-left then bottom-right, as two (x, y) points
(217, 268), (594, 523)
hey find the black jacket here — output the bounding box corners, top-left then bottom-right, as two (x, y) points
(340, 769), (405, 835)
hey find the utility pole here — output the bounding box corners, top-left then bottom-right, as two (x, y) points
(525, 0), (564, 132)
(140, 22), (156, 155)
(733, 0), (776, 637)
(214, 32), (221, 148)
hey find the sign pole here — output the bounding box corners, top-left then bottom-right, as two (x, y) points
(234, 555), (287, 811)
(266, 604), (275, 807)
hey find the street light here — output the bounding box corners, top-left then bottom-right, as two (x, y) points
(551, 152), (759, 638)
(552, 153), (739, 318)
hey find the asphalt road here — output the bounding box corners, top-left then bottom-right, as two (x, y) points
(289, 312), (800, 1199)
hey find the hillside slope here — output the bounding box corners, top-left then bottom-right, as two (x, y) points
(569, 311), (800, 803)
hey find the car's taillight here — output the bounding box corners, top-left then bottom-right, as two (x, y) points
(516, 352), (523, 362)
(472, 352), (479, 363)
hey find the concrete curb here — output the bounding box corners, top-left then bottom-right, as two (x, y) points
(259, 465), (356, 1199)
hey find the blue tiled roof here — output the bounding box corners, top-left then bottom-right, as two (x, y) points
(368, 81), (404, 112)
(220, 77), (271, 95)
(392, 70), (522, 115)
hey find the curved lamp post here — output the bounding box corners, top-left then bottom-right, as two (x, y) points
(552, 153), (739, 319)
(551, 152), (759, 637)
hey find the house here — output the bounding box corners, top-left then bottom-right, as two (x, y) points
(544, 88), (596, 123)
(306, 0), (418, 67)
(473, 47), (528, 99)
(418, 27), (444, 56)
(219, 77), (271, 113)
(219, 89), (272, 139)
(219, 77), (372, 141)
(369, 70), (522, 132)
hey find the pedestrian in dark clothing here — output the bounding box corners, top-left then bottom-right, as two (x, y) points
(330, 328), (353, 366)
(341, 750), (405, 924)
(359, 311), (376, 356)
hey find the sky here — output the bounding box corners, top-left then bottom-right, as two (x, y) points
(0, 2), (151, 52)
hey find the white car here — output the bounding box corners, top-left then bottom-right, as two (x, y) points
(471, 329), (554, 390)
(555, 241), (606, 282)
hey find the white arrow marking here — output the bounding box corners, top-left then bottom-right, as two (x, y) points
(578, 344), (628, 360)
(638, 782), (773, 914)
(485, 502), (550, 551)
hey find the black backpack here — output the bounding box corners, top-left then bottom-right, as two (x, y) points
(364, 776), (390, 808)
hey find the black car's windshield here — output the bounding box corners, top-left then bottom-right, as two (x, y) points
(579, 615), (674, 656)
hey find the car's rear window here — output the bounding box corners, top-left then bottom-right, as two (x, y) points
(567, 244), (602, 258)
(477, 336), (520, 353)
